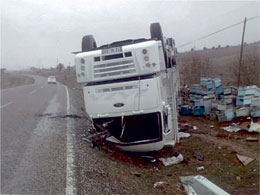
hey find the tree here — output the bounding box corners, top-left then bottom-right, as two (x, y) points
(203, 47), (207, 50)
(1, 68), (6, 74)
(179, 53), (212, 85)
(56, 63), (65, 72)
(230, 52), (260, 86)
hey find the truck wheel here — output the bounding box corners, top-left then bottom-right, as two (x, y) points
(82, 35), (97, 52)
(150, 23), (165, 51)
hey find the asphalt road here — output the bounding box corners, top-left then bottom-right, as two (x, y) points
(1, 75), (76, 194)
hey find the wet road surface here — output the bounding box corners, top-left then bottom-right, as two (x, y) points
(1, 75), (76, 194)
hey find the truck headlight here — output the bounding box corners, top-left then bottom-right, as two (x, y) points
(144, 56), (149, 61)
(81, 58), (85, 64)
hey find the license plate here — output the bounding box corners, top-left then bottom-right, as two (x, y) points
(102, 47), (122, 55)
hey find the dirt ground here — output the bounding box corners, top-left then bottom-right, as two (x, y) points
(1, 72), (35, 89)
(71, 113), (259, 195)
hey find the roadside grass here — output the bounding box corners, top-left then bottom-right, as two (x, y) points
(78, 114), (259, 195)
(1, 73), (34, 89)
(101, 135), (259, 195)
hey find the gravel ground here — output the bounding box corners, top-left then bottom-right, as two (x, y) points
(68, 88), (138, 194)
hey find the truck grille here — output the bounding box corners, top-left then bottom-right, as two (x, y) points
(96, 84), (138, 93)
(94, 60), (136, 78)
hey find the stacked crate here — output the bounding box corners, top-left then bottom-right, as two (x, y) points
(250, 97), (260, 117)
(223, 86), (237, 105)
(187, 78), (222, 116)
(236, 85), (260, 117)
(209, 100), (234, 121)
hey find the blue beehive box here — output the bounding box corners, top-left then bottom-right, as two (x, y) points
(236, 96), (252, 106)
(192, 106), (205, 116)
(180, 105), (191, 115)
(190, 99), (204, 107)
(225, 109), (235, 121)
(216, 85), (224, 95)
(251, 107), (260, 117)
(212, 78), (222, 88)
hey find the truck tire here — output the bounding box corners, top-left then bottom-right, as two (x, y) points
(82, 35), (97, 52)
(150, 23), (165, 52)
(150, 22), (167, 64)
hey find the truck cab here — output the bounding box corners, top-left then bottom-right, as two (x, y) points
(75, 23), (179, 152)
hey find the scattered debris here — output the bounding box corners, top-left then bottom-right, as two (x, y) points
(248, 120), (260, 132)
(180, 175), (230, 195)
(222, 126), (241, 132)
(246, 137), (258, 141)
(153, 181), (166, 188)
(179, 132), (191, 139)
(196, 166), (205, 171)
(193, 126), (198, 130)
(82, 137), (89, 142)
(236, 154), (254, 166)
(193, 152), (204, 161)
(222, 120), (260, 133)
(159, 153), (184, 166)
(210, 125), (214, 128)
(152, 167), (159, 171)
(131, 171), (141, 177)
(141, 156), (156, 163)
(236, 176), (241, 181)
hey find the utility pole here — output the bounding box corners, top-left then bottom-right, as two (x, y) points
(237, 17), (247, 87)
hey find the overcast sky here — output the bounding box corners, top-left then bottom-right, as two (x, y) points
(1, 0), (259, 70)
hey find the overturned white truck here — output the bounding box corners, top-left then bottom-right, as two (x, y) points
(75, 23), (180, 152)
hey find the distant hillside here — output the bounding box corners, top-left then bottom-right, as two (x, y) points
(177, 41), (260, 86)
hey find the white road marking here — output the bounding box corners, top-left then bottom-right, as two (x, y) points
(0, 102), (13, 109)
(63, 85), (77, 195)
(29, 90), (36, 94)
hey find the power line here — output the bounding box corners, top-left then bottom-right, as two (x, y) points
(177, 16), (260, 48)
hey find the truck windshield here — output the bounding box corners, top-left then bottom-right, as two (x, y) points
(94, 112), (162, 143)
